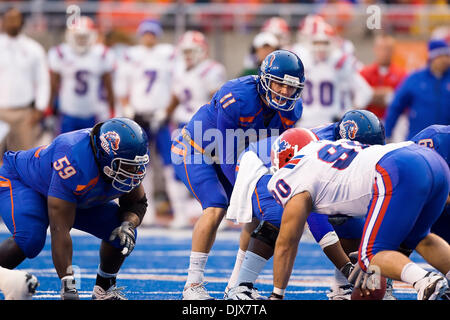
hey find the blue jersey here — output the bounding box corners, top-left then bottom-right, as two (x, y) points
(2, 129), (123, 208)
(410, 124), (449, 167)
(385, 68), (450, 139)
(310, 123), (337, 141)
(238, 122), (336, 172)
(184, 75), (303, 183)
(238, 122), (363, 242)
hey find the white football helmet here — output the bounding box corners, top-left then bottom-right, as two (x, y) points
(178, 31), (208, 69)
(66, 16), (98, 55)
(261, 17), (290, 48)
(297, 15), (336, 61)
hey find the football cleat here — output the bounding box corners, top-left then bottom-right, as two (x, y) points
(0, 270), (39, 300)
(92, 285), (127, 300)
(414, 272), (449, 300)
(326, 284), (353, 300)
(182, 282), (215, 300)
(225, 283), (267, 300)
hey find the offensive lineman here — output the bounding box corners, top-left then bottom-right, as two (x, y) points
(269, 138), (449, 300)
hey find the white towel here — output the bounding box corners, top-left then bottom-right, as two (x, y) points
(226, 151), (269, 224)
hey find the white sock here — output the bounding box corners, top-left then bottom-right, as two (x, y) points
(236, 251), (267, 285)
(185, 251), (209, 288)
(227, 248), (246, 290)
(0, 266), (10, 289)
(400, 262), (428, 287)
(334, 267), (349, 287)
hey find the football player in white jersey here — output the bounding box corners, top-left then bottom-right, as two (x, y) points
(115, 19), (175, 226)
(164, 31), (227, 228)
(291, 15), (373, 129)
(48, 16), (115, 134)
(268, 139), (450, 300)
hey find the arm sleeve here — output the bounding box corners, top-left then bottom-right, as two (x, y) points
(114, 54), (132, 99)
(351, 72), (374, 110)
(205, 64), (227, 94)
(34, 44), (50, 111)
(384, 77), (412, 138)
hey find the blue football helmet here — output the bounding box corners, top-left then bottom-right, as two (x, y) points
(335, 110), (386, 145)
(257, 50), (305, 112)
(91, 117), (150, 193)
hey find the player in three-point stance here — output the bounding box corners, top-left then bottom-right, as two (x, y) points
(225, 109), (388, 300)
(171, 50), (305, 300)
(269, 137), (450, 300)
(0, 118), (149, 300)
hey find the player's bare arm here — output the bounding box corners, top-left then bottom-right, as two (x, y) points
(47, 196), (76, 279)
(273, 191), (312, 293)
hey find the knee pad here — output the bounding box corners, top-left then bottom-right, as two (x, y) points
(251, 221), (280, 248)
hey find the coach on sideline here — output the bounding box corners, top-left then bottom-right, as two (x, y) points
(384, 39), (449, 141)
(0, 7), (50, 153)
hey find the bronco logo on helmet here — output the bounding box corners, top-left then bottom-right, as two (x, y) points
(339, 120), (359, 140)
(100, 131), (121, 155)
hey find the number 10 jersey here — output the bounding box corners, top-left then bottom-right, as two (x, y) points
(268, 139), (412, 216)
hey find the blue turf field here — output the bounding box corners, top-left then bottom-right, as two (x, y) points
(0, 226), (426, 300)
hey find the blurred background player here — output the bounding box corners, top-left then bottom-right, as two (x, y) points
(164, 30), (226, 229)
(360, 34), (407, 121)
(384, 39), (450, 142)
(292, 15), (373, 129)
(261, 16), (291, 50)
(115, 19), (175, 226)
(47, 16), (115, 134)
(240, 31), (280, 77)
(0, 7), (49, 155)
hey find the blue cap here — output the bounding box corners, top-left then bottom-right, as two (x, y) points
(428, 39), (450, 60)
(137, 19), (162, 37)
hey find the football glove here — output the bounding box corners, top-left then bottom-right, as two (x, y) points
(347, 251), (376, 295)
(109, 221), (136, 256)
(60, 275), (79, 300)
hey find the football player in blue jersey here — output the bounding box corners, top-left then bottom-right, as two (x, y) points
(224, 109), (389, 300)
(411, 125), (450, 244)
(0, 118), (149, 300)
(171, 50), (305, 299)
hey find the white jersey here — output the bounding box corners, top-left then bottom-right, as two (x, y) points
(291, 45), (373, 129)
(172, 59), (226, 124)
(115, 43), (175, 115)
(268, 139), (412, 216)
(48, 43), (115, 118)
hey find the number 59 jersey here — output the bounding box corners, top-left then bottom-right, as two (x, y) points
(268, 139), (412, 216)
(1, 129), (123, 208)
